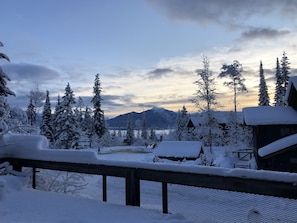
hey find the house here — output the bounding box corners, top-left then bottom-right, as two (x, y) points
(154, 141), (204, 161)
(257, 133), (297, 172)
(187, 111), (243, 146)
(242, 76), (297, 172)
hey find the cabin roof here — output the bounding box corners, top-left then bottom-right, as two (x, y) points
(189, 111), (242, 126)
(258, 133), (297, 158)
(154, 141), (203, 158)
(242, 106), (297, 126)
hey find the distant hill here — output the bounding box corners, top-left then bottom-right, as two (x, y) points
(106, 107), (177, 130)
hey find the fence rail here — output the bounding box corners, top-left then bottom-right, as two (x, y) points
(1, 157), (297, 214)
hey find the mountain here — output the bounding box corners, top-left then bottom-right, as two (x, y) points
(106, 107), (177, 130)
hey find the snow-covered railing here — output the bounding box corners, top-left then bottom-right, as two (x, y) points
(1, 156), (297, 214)
(0, 133), (297, 213)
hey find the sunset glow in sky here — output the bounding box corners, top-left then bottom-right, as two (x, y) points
(1, 0), (297, 117)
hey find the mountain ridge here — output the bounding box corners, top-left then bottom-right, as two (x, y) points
(106, 107), (177, 130)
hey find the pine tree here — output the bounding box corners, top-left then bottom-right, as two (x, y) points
(176, 105), (189, 141)
(53, 83), (80, 149)
(40, 90), (53, 142)
(141, 112), (148, 140)
(274, 58), (283, 106)
(91, 74), (106, 138)
(258, 61), (270, 106)
(280, 51), (290, 104)
(26, 99), (36, 126)
(125, 114), (134, 145)
(81, 106), (95, 147)
(0, 41), (15, 98)
(0, 41), (15, 122)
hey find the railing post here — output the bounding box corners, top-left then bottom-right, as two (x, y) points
(102, 175), (107, 202)
(12, 161), (22, 172)
(32, 167), (37, 189)
(162, 182), (168, 214)
(125, 169), (140, 206)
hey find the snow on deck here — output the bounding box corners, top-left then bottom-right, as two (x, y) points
(243, 106), (297, 125)
(1, 133), (297, 183)
(154, 141), (202, 158)
(258, 133), (297, 158)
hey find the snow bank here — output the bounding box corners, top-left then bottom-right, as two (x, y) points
(154, 141), (202, 158)
(243, 106), (297, 125)
(258, 133), (297, 157)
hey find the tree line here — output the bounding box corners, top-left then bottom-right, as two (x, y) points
(0, 40), (293, 150)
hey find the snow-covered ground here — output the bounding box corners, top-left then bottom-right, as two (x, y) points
(1, 147), (297, 223)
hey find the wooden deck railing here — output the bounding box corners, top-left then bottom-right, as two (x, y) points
(1, 157), (297, 214)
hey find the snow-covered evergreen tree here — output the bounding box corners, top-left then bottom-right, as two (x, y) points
(274, 57), (283, 106)
(258, 61), (270, 106)
(219, 60), (247, 113)
(193, 56), (217, 149)
(0, 41), (15, 99)
(281, 51), (290, 90)
(40, 90), (53, 142)
(0, 41), (15, 125)
(53, 83), (80, 149)
(81, 106), (95, 147)
(26, 99), (36, 126)
(176, 105), (189, 141)
(141, 112), (148, 140)
(280, 51), (290, 104)
(124, 114), (134, 145)
(91, 74), (106, 138)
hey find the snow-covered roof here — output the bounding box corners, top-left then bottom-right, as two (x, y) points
(242, 106), (297, 125)
(189, 111), (242, 126)
(154, 141), (202, 158)
(284, 76), (297, 103)
(258, 133), (297, 158)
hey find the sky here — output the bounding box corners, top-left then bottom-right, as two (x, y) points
(1, 0), (297, 118)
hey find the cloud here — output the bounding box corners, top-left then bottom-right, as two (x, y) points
(241, 28), (290, 40)
(147, 0), (297, 26)
(147, 68), (174, 79)
(2, 63), (61, 83)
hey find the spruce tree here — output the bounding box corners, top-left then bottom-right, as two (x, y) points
(141, 112), (148, 140)
(125, 114), (134, 145)
(40, 90), (53, 142)
(258, 61), (270, 106)
(91, 74), (106, 138)
(176, 105), (189, 141)
(0, 41), (15, 98)
(0, 41), (15, 122)
(274, 58), (283, 106)
(26, 99), (36, 126)
(54, 83), (80, 149)
(280, 51), (290, 104)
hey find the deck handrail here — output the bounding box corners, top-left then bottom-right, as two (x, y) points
(1, 157), (297, 214)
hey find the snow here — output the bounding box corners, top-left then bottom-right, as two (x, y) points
(154, 141), (202, 158)
(258, 133), (297, 157)
(1, 133), (297, 222)
(0, 176), (194, 223)
(242, 106), (297, 125)
(1, 133), (297, 183)
(284, 76), (297, 103)
(1, 152), (297, 223)
(189, 111), (242, 126)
